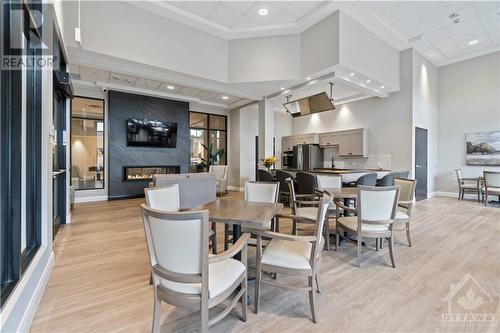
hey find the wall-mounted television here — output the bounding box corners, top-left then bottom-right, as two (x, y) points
(127, 118), (177, 148)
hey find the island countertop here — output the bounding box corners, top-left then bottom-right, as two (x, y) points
(276, 168), (391, 182)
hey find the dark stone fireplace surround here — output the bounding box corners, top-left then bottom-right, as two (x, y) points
(108, 91), (190, 199)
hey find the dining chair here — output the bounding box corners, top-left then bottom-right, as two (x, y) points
(296, 172), (318, 195)
(253, 193), (332, 323)
(288, 179), (332, 250)
(393, 178), (416, 246)
(483, 171), (500, 206)
(455, 169), (483, 202)
(145, 185), (217, 254)
(377, 172), (400, 186)
(398, 171), (410, 179)
(335, 185), (400, 268)
(141, 204), (250, 333)
(224, 181), (280, 250)
(316, 175), (342, 240)
(275, 170), (295, 205)
(257, 169), (275, 182)
(355, 173), (378, 186)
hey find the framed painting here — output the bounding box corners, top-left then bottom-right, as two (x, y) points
(466, 131), (500, 166)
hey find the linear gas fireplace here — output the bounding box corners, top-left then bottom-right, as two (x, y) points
(123, 165), (180, 182)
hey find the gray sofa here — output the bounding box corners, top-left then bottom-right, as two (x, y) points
(150, 173), (216, 209)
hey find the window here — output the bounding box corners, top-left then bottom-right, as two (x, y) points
(1, 2), (42, 307)
(70, 97), (105, 190)
(189, 112), (227, 172)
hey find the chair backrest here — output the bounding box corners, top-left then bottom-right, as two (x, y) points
(144, 184), (180, 211)
(296, 172), (318, 194)
(355, 173), (378, 186)
(311, 193), (333, 266)
(141, 204), (209, 281)
(257, 169), (275, 182)
(276, 170), (294, 193)
(377, 172), (399, 186)
(286, 178), (299, 213)
(357, 186), (400, 228)
(484, 171), (500, 188)
(244, 181), (279, 203)
(209, 165), (228, 180)
(317, 174), (342, 189)
(394, 178), (416, 211)
(398, 171), (410, 179)
(455, 169), (463, 182)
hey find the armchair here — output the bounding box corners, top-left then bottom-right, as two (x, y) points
(254, 194), (332, 323)
(209, 165), (229, 195)
(141, 204), (249, 333)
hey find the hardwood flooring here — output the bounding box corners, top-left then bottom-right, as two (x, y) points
(30, 194), (500, 333)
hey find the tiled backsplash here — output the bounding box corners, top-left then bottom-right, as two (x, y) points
(322, 147), (392, 170)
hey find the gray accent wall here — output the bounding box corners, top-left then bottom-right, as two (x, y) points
(108, 91), (190, 199)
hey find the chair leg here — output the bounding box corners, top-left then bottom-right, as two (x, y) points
(406, 222), (412, 247)
(201, 305), (209, 333)
(457, 189), (461, 200)
(376, 238), (379, 252)
(152, 289), (161, 333)
(388, 235), (396, 268)
(335, 229), (340, 251)
(211, 222), (217, 255)
(308, 276), (317, 323)
(241, 246), (248, 322)
(254, 237), (262, 314)
(484, 193), (488, 206)
(292, 220), (297, 235)
(315, 270), (321, 293)
(356, 236), (362, 267)
(324, 218), (330, 250)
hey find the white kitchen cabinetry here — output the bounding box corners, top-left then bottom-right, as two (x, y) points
(282, 133), (319, 152)
(338, 129), (367, 157)
(319, 132), (340, 147)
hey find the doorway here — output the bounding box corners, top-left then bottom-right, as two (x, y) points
(415, 127), (428, 201)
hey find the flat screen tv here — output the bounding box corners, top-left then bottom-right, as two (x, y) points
(127, 118), (177, 148)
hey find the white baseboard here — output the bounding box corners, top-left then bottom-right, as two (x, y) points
(66, 212), (71, 224)
(75, 195), (108, 203)
(16, 250), (54, 333)
(434, 191), (457, 198)
(227, 186), (244, 192)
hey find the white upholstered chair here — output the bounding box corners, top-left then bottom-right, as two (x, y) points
(335, 186), (400, 268)
(484, 171), (500, 206)
(393, 178), (416, 246)
(209, 165), (229, 195)
(224, 181), (279, 249)
(145, 185), (217, 254)
(141, 205), (250, 333)
(253, 193), (332, 323)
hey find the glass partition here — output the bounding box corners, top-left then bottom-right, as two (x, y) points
(71, 97), (105, 190)
(189, 112), (227, 172)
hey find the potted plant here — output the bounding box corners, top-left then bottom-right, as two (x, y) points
(199, 143), (224, 171)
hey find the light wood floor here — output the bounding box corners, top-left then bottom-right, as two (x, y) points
(30, 194), (500, 333)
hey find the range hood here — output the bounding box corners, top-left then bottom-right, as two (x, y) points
(283, 92), (335, 118)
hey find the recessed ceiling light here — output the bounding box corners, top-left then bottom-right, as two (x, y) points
(112, 75), (119, 80)
(380, 85), (384, 89)
(167, 85), (175, 90)
(222, 96), (229, 100)
(306, 76), (311, 80)
(350, 72), (355, 77)
(366, 79), (371, 83)
(126, 79), (132, 83)
(280, 87), (285, 90)
(259, 8), (268, 16)
(468, 39), (479, 45)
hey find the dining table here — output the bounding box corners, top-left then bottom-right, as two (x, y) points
(190, 199), (283, 259)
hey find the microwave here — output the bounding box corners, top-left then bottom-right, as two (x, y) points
(282, 151), (294, 169)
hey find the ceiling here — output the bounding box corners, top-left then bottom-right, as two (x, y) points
(134, 1), (499, 67)
(70, 65), (253, 108)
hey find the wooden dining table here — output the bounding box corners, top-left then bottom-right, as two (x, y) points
(190, 199), (284, 259)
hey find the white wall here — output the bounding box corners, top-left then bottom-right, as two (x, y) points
(292, 49), (413, 173)
(436, 52), (500, 194)
(228, 34), (301, 83)
(301, 11), (339, 77)
(68, 1), (228, 82)
(339, 12), (400, 90)
(412, 50), (438, 194)
(273, 111), (293, 169)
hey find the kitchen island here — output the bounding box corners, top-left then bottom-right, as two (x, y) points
(276, 168), (391, 184)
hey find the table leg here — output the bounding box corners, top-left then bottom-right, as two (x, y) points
(232, 224), (242, 261)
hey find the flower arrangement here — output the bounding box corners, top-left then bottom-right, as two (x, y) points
(261, 156), (278, 171)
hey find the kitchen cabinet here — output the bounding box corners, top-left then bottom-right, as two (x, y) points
(319, 132), (340, 147)
(282, 135), (295, 152)
(282, 133), (319, 152)
(338, 129), (367, 157)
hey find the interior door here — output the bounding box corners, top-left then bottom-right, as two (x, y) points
(415, 127), (428, 201)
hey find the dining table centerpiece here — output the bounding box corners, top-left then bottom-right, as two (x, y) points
(261, 156), (278, 172)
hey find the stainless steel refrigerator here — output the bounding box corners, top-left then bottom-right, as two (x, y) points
(293, 144), (323, 171)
